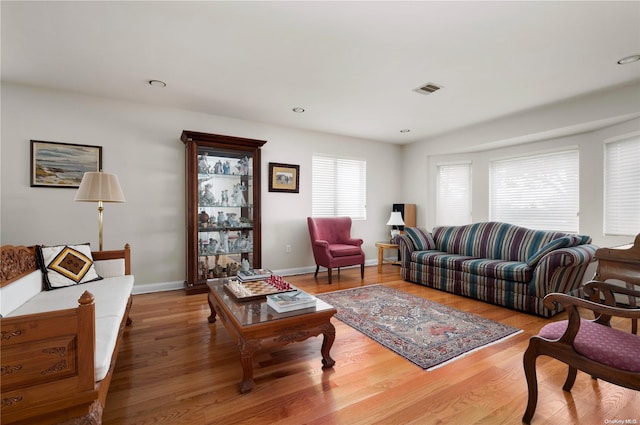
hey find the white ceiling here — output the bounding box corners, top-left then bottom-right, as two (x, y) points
(2, 1), (639, 144)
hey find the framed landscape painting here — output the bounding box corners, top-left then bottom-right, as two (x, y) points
(30, 140), (102, 188)
(268, 162), (299, 193)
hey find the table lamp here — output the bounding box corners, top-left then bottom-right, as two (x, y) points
(386, 211), (404, 242)
(75, 171), (125, 251)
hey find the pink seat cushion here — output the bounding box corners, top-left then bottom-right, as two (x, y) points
(539, 319), (640, 372)
(328, 244), (363, 257)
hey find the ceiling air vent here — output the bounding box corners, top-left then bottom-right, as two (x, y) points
(415, 83), (442, 95)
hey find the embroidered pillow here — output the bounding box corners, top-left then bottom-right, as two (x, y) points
(404, 227), (436, 251)
(36, 243), (102, 290)
(526, 235), (583, 266)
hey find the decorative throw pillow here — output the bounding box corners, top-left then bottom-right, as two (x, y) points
(526, 235), (583, 266)
(36, 243), (102, 290)
(404, 227), (436, 251)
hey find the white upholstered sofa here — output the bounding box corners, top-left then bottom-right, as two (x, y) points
(0, 244), (133, 425)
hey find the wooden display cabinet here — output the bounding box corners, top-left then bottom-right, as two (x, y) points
(181, 130), (267, 294)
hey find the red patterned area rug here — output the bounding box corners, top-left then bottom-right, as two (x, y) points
(316, 284), (522, 370)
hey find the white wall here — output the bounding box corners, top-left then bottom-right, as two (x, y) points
(4, 81), (639, 291)
(1, 83), (403, 291)
(402, 82), (640, 248)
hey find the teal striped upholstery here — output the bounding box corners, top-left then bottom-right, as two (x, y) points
(404, 227), (436, 250)
(398, 222), (597, 317)
(432, 222), (579, 262)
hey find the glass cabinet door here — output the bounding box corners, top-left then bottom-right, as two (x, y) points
(182, 131), (266, 294)
(196, 147), (254, 280)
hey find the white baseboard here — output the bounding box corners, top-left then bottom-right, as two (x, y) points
(132, 280), (184, 295)
(131, 260), (379, 294)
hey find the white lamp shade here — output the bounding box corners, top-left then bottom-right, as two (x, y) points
(75, 172), (126, 202)
(386, 211), (404, 226)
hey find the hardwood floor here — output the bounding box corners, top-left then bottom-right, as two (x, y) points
(103, 266), (639, 425)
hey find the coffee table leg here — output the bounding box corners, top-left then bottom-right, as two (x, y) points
(239, 339), (260, 393)
(320, 322), (336, 369)
(207, 295), (217, 323)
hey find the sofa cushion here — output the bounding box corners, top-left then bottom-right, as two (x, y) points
(6, 274), (134, 381)
(37, 243), (102, 290)
(461, 258), (532, 283)
(412, 251), (474, 269)
(329, 243), (362, 257)
(412, 251), (532, 283)
(0, 270), (42, 317)
(525, 235), (584, 266)
(404, 227), (436, 250)
(94, 258), (126, 278)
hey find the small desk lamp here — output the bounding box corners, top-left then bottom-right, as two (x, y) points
(75, 171), (125, 251)
(386, 211), (405, 242)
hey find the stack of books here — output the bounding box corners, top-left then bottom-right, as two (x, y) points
(266, 290), (317, 313)
(237, 268), (273, 282)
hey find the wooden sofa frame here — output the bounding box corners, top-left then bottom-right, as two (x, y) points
(0, 244), (132, 425)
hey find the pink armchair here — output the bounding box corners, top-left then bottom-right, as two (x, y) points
(307, 217), (365, 284)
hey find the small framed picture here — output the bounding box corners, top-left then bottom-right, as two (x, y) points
(30, 140), (102, 188)
(268, 162), (299, 193)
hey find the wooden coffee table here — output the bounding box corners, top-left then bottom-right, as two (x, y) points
(207, 279), (337, 393)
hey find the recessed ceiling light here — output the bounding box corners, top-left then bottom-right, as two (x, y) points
(292, 107), (305, 113)
(400, 129), (411, 133)
(617, 54), (640, 65)
(148, 79), (167, 87)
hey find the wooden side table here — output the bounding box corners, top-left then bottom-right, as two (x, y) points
(375, 242), (400, 273)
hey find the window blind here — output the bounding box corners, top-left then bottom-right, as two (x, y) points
(312, 155), (366, 219)
(604, 134), (640, 236)
(490, 150), (579, 232)
(436, 162), (472, 225)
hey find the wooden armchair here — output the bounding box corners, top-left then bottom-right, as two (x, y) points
(522, 280), (640, 424)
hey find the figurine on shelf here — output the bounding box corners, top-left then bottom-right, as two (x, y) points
(199, 210), (210, 228)
(213, 160), (223, 174)
(223, 160), (231, 175)
(200, 183), (216, 206)
(199, 261), (207, 280)
(219, 230), (229, 253)
(227, 262), (239, 276)
(208, 238), (218, 254)
(241, 258), (251, 272)
(198, 152), (212, 174)
(235, 156), (250, 176)
(243, 234), (252, 251)
(221, 189), (229, 207)
(226, 213), (239, 227)
(217, 211), (226, 226)
(231, 183), (247, 207)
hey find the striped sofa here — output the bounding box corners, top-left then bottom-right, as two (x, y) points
(398, 222), (597, 317)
